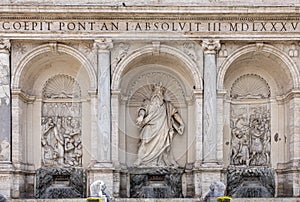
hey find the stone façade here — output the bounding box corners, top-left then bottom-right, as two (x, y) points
(0, 1), (299, 200)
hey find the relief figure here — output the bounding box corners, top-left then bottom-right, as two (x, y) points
(230, 107), (270, 166)
(41, 106), (82, 167)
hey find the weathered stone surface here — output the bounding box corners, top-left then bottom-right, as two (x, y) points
(2, 0), (300, 199)
(35, 168), (86, 199)
(226, 167), (275, 198)
(128, 168), (184, 198)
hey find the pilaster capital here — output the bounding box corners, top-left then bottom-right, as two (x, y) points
(94, 38), (113, 53)
(0, 39), (11, 53)
(202, 39), (221, 54)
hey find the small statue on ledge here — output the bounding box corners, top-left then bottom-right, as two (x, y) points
(89, 180), (111, 202)
(203, 181), (226, 202)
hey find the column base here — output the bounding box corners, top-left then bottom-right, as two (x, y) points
(92, 162), (114, 168)
(193, 166), (224, 198)
(0, 162), (13, 199)
(202, 161), (223, 168)
(88, 163), (119, 198)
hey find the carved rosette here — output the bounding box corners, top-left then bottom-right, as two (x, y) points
(202, 39), (221, 54)
(41, 74), (82, 167)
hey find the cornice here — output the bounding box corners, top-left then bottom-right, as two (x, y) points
(0, 5), (299, 16)
(0, 13), (299, 21)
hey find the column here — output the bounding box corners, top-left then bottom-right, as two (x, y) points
(202, 39), (221, 164)
(0, 39), (12, 199)
(193, 90), (203, 168)
(95, 39), (113, 165)
(0, 39), (11, 163)
(111, 90), (120, 166)
(288, 93), (300, 196)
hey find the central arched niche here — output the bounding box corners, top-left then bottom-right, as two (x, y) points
(118, 53), (195, 167)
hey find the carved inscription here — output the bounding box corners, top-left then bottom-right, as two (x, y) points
(0, 20), (299, 33)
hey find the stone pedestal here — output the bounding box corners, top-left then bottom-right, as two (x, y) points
(88, 167), (115, 198)
(194, 166), (224, 198)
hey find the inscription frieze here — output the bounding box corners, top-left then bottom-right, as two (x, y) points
(0, 20), (299, 33)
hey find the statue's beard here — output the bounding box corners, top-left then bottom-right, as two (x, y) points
(149, 95), (163, 113)
(151, 95), (163, 105)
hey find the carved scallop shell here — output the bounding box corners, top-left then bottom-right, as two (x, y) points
(128, 72), (185, 104)
(43, 74), (81, 99)
(230, 74), (270, 99)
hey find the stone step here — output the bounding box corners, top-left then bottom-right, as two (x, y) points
(10, 198), (300, 202)
(11, 199), (203, 202)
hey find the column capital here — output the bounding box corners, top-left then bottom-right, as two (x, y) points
(0, 39), (11, 53)
(202, 39), (221, 54)
(94, 38), (113, 53)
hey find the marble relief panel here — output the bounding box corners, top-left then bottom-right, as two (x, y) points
(41, 74), (82, 167)
(229, 74), (271, 167)
(230, 104), (271, 166)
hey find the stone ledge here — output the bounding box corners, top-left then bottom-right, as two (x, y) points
(10, 198), (300, 202)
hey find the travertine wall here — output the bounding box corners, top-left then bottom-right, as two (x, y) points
(0, 3), (299, 199)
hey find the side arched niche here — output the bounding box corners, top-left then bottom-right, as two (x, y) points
(11, 43), (96, 169)
(218, 43), (300, 196)
(115, 50), (199, 167)
(218, 44), (299, 169)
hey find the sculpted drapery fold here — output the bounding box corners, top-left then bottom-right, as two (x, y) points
(134, 83), (184, 167)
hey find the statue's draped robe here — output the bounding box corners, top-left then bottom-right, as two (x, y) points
(136, 100), (177, 166)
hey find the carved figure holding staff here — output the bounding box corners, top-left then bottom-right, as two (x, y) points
(134, 83), (184, 167)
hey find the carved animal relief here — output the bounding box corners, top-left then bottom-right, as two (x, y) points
(41, 74), (82, 167)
